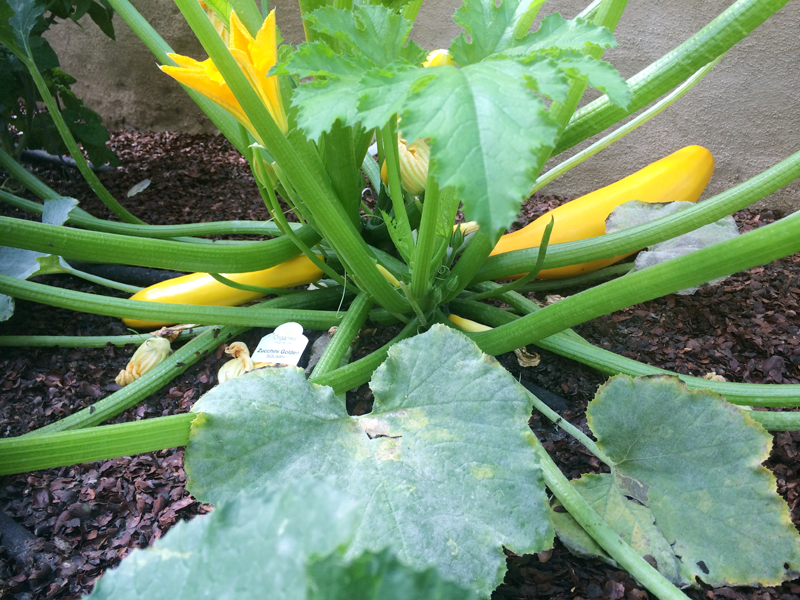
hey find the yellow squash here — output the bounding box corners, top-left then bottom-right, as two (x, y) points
(123, 254), (324, 330)
(490, 145), (715, 279)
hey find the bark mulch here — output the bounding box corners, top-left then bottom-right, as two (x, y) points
(1, 131), (799, 599)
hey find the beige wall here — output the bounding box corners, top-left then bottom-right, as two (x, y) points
(48, 0), (800, 212)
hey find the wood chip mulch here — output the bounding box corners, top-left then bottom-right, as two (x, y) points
(1, 131), (799, 599)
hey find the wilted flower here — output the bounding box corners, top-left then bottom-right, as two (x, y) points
(115, 337), (172, 387)
(218, 341), (255, 383)
(161, 10), (288, 137)
(380, 138), (430, 196)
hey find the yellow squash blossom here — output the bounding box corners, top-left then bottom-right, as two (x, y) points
(423, 49), (455, 67)
(161, 9), (288, 137)
(378, 51), (452, 194)
(380, 138), (430, 195)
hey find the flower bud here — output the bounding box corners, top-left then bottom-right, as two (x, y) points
(115, 337), (172, 387)
(423, 49), (454, 68)
(217, 341), (255, 384)
(455, 221), (480, 236)
(380, 138), (430, 196)
(376, 264), (400, 287)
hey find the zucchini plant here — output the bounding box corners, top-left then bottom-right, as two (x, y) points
(2, 0), (800, 597)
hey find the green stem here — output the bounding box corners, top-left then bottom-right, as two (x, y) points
(453, 294), (800, 409)
(59, 264), (143, 294)
(174, 0), (409, 314)
(30, 326), (243, 434)
(380, 118), (415, 265)
(0, 147), (61, 200)
(106, 0), (245, 153)
(525, 389), (612, 465)
(310, 319), (419, 393)
(466, 217), (554, 301)
(401, 0), (425, 23)
(207, 273), (304, 295)
(533, 56), (723, 195)
(531, 440), (691, 600)
(255, 157), (346, 286)
(513, 263), (634, 293)
(310, 292), (373, 378)
(476, 149), (800, 282)
(473, 211), (800, 360)
(362, 149), (381, 194)
(228, 0), (263, 35)
(0, 216), (320, 272)
(410, 178), (441, 304)
(0, 187), (294, 238)
(0, 329), (209, 348)
(321, 121), (362, 226)
(0, 275), (344, 329)
(16, 51), (143, 224)
(0, 414), (195, 476)
(555, 0), (790, 155)
(746, 412), (800, 431)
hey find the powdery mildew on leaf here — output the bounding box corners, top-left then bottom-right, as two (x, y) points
(587, 375), (800, 587)
(87, 479), (360, 600)
(185, 325), (552, 597)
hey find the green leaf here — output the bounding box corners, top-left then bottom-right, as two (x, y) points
(359, 61), (559, 237)
(87, 0), (114, 39)
(451, 7), (618, 66)
(307, 547), (477, 600)
(606, 201), (740, 294)
(0, 294), (12, 321)
(551, 473), (685, 585)
(186, 325), (552, 597)
(587, 375), (800, 586)
(289, 5), (425, 140)
(289, 44), (373, 140)
(306, 5), (424, 66)
(42, 197), (78, 225)
(0, 0), (16, 48)
(87, 479), (361, 599)
(8, 0), (45, 48)
(449, 0), (532, 66)
(509, 13), (618, 57)
(551, 52), (630, 109)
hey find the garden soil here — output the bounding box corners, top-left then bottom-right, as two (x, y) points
(1, 131), (800, 600)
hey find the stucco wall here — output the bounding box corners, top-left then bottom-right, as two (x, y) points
(47, 0), (800, 212)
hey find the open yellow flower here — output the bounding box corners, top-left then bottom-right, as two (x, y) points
(161, 9), (288, 136)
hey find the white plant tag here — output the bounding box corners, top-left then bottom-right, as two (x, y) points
(252, 322), (309, 367)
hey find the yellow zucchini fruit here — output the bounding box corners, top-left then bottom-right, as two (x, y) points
(122, 254), (324, 330)
(490, 145), (715, 279)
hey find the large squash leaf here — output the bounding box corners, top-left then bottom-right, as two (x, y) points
(587, 375), (800, 586)
(88, 479), (361, 599)
(550, 473), (684, 585)
(185, 325), (552, 597)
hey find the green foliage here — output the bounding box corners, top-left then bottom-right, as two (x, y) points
(185, 325), (552, 596)
(289, 1), (629, 236)
(582, 375), (800, 586)
(0, 197), (75, 321)
(2, 0), (800, 597)
(551, 473), (685, 585)
(87, 478), (361, 599)
(0, 0), (118, 164)
(307, 548), (477, 600)
(87, 478), (476, 599)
